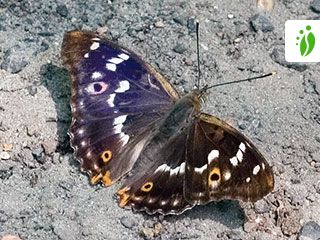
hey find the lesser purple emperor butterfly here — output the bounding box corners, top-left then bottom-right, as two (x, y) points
(61, 30), (274, 214)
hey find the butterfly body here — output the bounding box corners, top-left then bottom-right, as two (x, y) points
(62, 30), (274, 215)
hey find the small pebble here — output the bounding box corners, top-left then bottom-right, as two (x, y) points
(32, 148), (45, 164)
(120, 216), (136, 229)
(310, 0), (320, 13)
(252, 119), (261, 128)
(173, 44), (187, 54)
(250, 14), (274, 32)
(187, 18), (197, 33)
(183, 57), (193, 66)
(1, 47), (29, 74)
(238, 120), (247, 130)
(173, 16), (186, 26)
(257, 0), (275, 11)
(26, 85), (37, 96)
(96, 26), (108, 35)
(298, 221), (320, 240)
(234, 37), (242, 43)
(143, 219), (156, 228)
(0, 151), (10, 160)
(2, 143), (12, 151)
(154, 20), (165, 28)
(41, 140), (57, 155)
(254, 200), (271, 213)
(141, 223), (162, 238)
(56, 4), (69, 18)
(227, 14), (234, 19)
(0, 168), (13, 180)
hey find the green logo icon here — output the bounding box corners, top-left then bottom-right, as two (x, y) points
(296, 25), (316, 57)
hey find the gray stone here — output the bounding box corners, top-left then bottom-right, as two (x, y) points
(238, 120), (248, 130)
(56, 4), (69, 18)
(173, 44), (187, 54)
(311, 0), (320, 13)
(270, 46), (308, 72)
(187, 18), (197, 33)
(250, 14), (274, 32)
(41, 140), (57, 155)
(26, 85), (37, 96)
(298, 221), (320, 240)
(32, 147), (48, 164)
(0, 168), (13, 180)
(1, 46), (29, 74)
(0, 151), (10, 160)
(120, 216), (137, 229)
(254, 200), (271, 213)
(32, 148), (43, 160)
(173, 15), (186, 26)
(154, 20), (165, 28)
(0, 210), (8, 223)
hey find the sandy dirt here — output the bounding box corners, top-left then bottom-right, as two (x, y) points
(0, 0), (320, 239)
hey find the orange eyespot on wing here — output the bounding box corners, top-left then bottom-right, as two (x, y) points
(101, 150), (112, 163)
(141, 182), (153, 192)
(208, 167), (221, 188)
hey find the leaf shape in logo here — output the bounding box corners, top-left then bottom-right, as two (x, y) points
(305, 32), (315, 56)
(300, 35), (307, 57)
(300, 31), (316, 57)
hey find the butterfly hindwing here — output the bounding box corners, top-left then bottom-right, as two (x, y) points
(61, 30), (179, 186)
(117, 108), (194, 214)
(184, 113), (274, 204)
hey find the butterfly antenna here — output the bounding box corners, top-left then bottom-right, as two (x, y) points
(204, 72), (276, 91)
(196, 21), (201, 89)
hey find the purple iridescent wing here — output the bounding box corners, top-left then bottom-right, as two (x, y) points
(61, 30), (179, 186)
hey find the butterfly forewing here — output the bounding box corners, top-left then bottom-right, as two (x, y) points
(184, 113), (274, 204)
(62, 30), (179, 186)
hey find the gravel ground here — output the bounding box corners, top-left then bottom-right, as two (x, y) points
(0, 0), (320, 239)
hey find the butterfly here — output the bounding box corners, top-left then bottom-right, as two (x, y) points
(61, 30), (274, 215)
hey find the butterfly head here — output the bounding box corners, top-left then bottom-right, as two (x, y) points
(190, 86), (210, 107)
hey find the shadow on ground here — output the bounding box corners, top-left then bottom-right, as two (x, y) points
(142, 200), (244, 229)
(40, 63), (72, 154)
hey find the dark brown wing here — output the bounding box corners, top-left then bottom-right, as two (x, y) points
(117, 126), (193, 215)
(184, 113), (274, 204)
